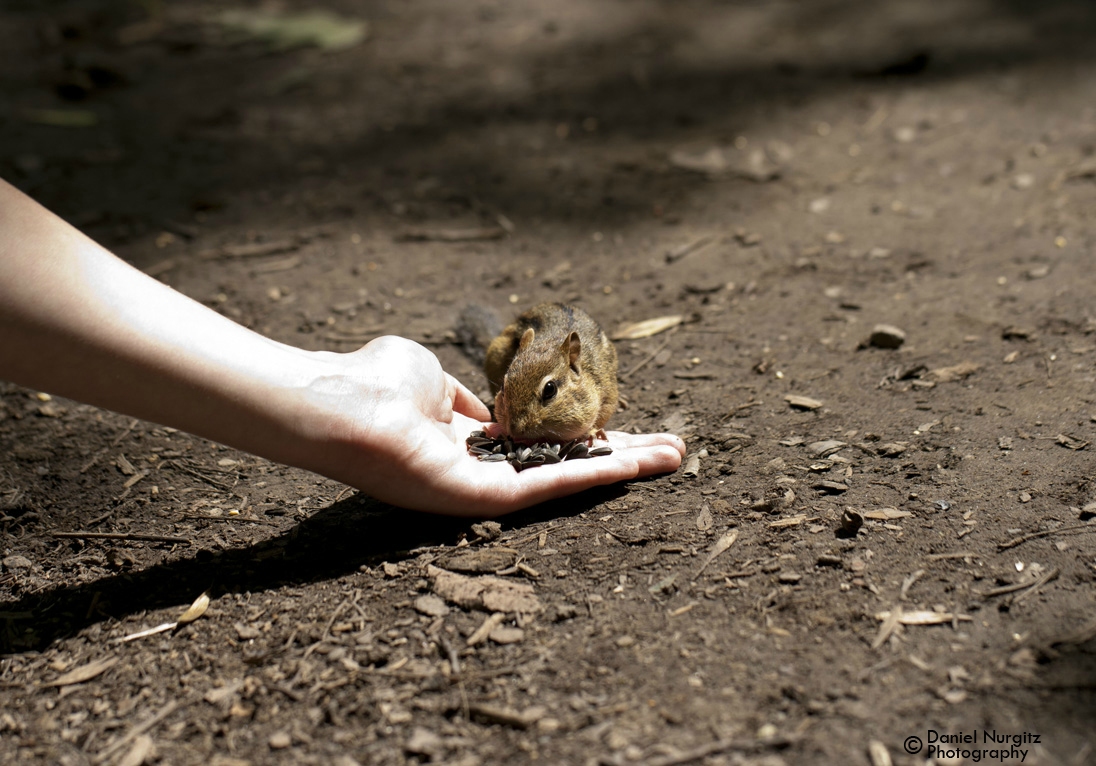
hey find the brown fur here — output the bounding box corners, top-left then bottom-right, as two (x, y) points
(484, 302), (618, 442)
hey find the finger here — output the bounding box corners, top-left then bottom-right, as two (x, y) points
(447, 374), (491, 420)
(617, 444), (685, 477)
(604, 431), (687, 455)
(454, 453), (641, 516)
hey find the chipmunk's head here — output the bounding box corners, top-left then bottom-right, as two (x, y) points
(494, 327), (598, 443)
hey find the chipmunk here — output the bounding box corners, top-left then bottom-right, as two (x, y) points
(478, 302), (619, 443)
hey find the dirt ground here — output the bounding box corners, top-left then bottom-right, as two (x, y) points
(2, 1), (1096, 764)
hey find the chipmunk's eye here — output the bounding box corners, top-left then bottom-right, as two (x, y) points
(541, 380), (557, 404)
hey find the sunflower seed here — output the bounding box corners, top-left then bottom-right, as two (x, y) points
(466, 434), (611, 471)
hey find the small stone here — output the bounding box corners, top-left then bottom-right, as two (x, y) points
(877, 442), (907, 457)
(269, 731), (292, 750)
(489, 626), (525, 644)
(471, 521), (502, 541)
(1019, 492), (1032, 504)
(838, 510), (863, 538)
(1012, 173), (1035, 190)
(413, 594), (450, 618)
(869, 324), (906, 349)
(894, 126), (917, 143)
(2, 555), (33, 571)
(404, 727), (444, 757)
(233, 622), (261, 640)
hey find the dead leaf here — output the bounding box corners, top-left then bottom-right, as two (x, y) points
(611, 315), (684, 340)
(46, 656), (118, 687)
(1056, 433), (1090, 451)
(785, 394), (823, 411)
(695, 530), (738, 576)
(695, 504), (713, 531)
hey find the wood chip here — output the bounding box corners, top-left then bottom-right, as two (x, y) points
(769, 514), (807, 529)
(612, 315), (684, 340)
(785, 394), (823, 410)
(928, 361), (982, 382)
(46, 656), (119, 687)
(116, 623), (176, 643)
(468, 703), (545, 730)
(435, 547), (519, 574)
(467, 612), (506, 646)
(488, 626), (525, 644)
(874, 609), (972, 625)
(428, 565), (543, 619)
(863, 508), (912, 520)
(871, 606), (904, 650)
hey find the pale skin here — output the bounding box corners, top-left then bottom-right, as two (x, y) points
(0, 179), (685, 515)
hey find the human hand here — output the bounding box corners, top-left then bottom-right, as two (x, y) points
(297, 336), (685, 516)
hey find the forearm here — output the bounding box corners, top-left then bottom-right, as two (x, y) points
(0, 179), (324, 467)
(0, 179), (684, 516)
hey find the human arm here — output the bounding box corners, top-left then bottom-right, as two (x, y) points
(0, 179), (684, 515)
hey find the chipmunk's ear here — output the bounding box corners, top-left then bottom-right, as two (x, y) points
(562, 330), (581, 373)
(518, 327), (535, 350)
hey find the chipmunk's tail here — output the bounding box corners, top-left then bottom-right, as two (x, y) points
(455, 304), (504, 365)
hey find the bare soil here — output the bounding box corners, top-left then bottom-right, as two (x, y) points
(2, 1), (1096, 764)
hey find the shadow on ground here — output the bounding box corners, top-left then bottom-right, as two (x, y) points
(1, 484), (628, 654)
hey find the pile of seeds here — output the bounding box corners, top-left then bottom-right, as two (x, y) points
(466, 431), (612, 472)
